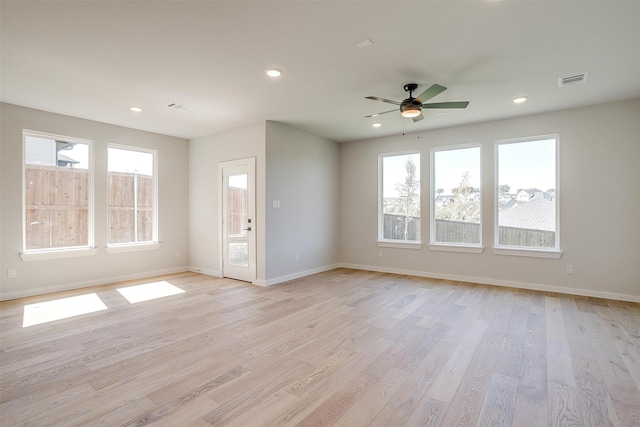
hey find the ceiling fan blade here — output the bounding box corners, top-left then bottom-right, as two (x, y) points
(412, 113), (424, 122)
(365, 96), (401, 105)
(415, 84), (447, 103)
(421, 101), (469, 109)
(364, 109), (397, 118)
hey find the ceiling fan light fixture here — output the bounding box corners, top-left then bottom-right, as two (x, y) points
(513, 96), (527, 104)
(401, 106), (421, 118)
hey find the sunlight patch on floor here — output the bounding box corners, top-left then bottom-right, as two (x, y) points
(116, 281), (185, 304)
(23, 293), (108, 327)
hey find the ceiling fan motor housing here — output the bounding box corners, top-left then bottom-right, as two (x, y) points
(400, 96), (422, 115)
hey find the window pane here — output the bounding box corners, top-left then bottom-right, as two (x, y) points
(24, 134), (90, 250)
(433, 146), (481, 245)
(496, 138), (557, 249)
(381, 153), (420, 242)
(108, 147), (156, 244)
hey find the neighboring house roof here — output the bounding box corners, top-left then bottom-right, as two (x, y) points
(499, 197), (556, 231)
(57, 153), (79, 166)
(500, 198), (518, 210)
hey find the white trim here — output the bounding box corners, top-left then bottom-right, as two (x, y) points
(107, 144), (159, 245)
(494, 134), (560, 252)
(378, 150), (421, 243)
(0, 266), (189, 301)
(219, 157), (257, 283)
(21, 247), (98, 261)
(429, 244), (484, 254)
(254, 264), (340, 287)
(492, 247), (562, 259)
(338, 263), (639, 303)
(377, 241), (422, 249)
(22, 130), (95, 253)
(430, 143), (482, 247)
(106, 242), (160, 254)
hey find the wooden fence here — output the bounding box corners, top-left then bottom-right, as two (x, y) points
(385, 214), (555, 247)
(227, 186), (247, 235)
(434, 219), (480, 244)
(498, 225), (555, 248)
(107, 172), (153, 244)
(25, 166), (153, 249)
(383, 213), (421, 240)
(25, 165), (89, 249)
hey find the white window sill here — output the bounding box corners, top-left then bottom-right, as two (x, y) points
(21, 247), (98, 261)
(429, 244), (484, 254)
(106, 242), (160, 254)
(492, 247), (562, 259)
(377, 241), (422, 250)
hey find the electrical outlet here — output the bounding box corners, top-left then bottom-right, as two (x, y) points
(295, 254), (299, 262)
(566, 265), (574, 274)
(7, 269), (16, 279)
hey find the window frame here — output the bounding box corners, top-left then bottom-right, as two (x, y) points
(106, 143), (159, 253)
(21, 130), (96, 261)
(493, 134), (562, 258)
(377, 150), (422, 249)
(429, 143), (484, 254)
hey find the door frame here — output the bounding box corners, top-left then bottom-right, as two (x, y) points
(219, 157), (256, 283)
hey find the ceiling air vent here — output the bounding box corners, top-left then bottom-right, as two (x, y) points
(167, 103), (191, 111)
(558, 73), (588, 87)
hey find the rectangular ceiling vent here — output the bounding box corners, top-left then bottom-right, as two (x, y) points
(167, 103), (190, 111)
(558, 73), (588, 87)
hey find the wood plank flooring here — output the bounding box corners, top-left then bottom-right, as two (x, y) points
(1, 269), (639, 426)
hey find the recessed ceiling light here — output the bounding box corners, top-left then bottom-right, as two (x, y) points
(356, 39), (373, 48)
(372, 123), (381, 128)
(130, 106), (142, 112)
(265, 68), (282, 77)
(513, 97), (527, 104)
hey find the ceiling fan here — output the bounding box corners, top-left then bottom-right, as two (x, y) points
(365, 83), (469, 122)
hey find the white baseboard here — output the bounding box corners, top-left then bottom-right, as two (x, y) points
(338, 263), (640, 303)
(0, 266), (191, 301)
(254, 264), (341, 287)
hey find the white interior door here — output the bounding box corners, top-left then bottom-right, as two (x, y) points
(221, 158), (256, 282)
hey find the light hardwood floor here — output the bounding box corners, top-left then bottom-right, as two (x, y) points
(1, 269), (639, 426)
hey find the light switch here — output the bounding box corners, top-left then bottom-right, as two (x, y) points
(272, 200), (280, 208)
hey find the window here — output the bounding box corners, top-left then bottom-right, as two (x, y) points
(431, 145), (482, 249)
(379, 152), (421, 246)
(495, 135), (559, 255)
(107, 145), (157, 246)
(23, 131), (93, 253)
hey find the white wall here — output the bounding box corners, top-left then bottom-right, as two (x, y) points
(340, 99), (640, 301)
(264, 121), (340, 284)
(188, 121), (267, 280)
(0, 103), (190, 300)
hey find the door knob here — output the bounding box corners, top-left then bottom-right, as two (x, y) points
(243, 227), (252, 231)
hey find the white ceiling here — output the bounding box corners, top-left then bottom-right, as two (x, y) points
(2, 1), (639, 143)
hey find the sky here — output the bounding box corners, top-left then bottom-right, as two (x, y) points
(433, 146), (480, 193)
(498, 138), (556, 192)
